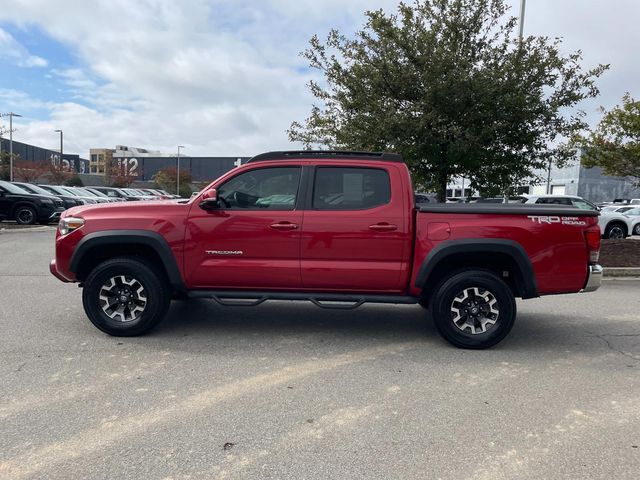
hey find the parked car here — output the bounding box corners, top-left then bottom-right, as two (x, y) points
(156, 188), (180, 198)
(90, 186), (139, 201)
(414, 192), (438, 205)
(474, 196), (526, 204)
(51, 150), (603, 349)
(522, 194), (638, 239)
(120, 188), (157, 201)
(38, 185), (107, 205)
(12, 182), (83, 209)
(65, 186), (120, 203)
(0, 180), (65, 225)
(79, 187), (126, 202)
(609, 206), (640, 235)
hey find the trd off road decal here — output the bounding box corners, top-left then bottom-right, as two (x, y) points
(527, 216), (586, 226)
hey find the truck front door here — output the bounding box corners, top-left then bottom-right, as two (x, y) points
(184, 166), (304, 289)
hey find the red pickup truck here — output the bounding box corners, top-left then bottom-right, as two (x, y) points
(50, 151), (603, 348)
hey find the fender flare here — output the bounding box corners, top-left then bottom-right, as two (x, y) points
(414, 238), (538, 299)
(69, 230), (185, 292)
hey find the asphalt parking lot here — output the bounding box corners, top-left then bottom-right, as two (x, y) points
(1, 229), (639, 479)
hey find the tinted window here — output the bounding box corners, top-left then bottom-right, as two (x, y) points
(0, 181), (31, 194)
(312, 167), (390, 210)
(218, 167), (301, 210)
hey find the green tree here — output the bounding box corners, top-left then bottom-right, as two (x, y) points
(153, 167), (192, 198)
(288, 0), (607, 200)
(0, 151), (17, 181)
(577, 93), (640, 186)
(64, 174), (85, 187)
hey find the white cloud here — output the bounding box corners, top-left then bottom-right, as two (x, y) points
(0, 27), (47, 67)
(0, 0), (638, 158)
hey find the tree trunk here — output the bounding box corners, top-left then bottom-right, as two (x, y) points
(436, 170), (448, 203)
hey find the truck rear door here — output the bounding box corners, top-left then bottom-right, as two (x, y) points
(300, 164), (409, 292)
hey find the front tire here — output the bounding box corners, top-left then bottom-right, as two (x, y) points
(604, 222), (627, 239)
(428, 270), (516, 349)
(633, 224), (640, 236)
(82, 257), (170, 336)
(14, 206), (37, 225)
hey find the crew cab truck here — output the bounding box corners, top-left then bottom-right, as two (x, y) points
(50, 151), (603, 349)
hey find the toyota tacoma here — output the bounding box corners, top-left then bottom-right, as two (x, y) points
(50, 151), (603, 348)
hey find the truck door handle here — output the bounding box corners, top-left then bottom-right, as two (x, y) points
(369, 223), (397, 232)
(270, 222), (298, 231)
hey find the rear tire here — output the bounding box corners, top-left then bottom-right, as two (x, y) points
(427, 270), (516, 349)
(82, 257), (170, 336)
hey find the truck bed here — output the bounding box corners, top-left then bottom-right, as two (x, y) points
(417, 203), (599, 217)
(411, 203), (600, 297)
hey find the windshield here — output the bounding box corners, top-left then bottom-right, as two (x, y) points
(85, 188), (109, 198)
(56, 187), (82, 197)
(0, 181), (32, 194)
(73, 187), (98, 197)
(16, 183), (53, 196)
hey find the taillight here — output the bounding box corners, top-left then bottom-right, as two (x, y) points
(584, 228), (601, 264)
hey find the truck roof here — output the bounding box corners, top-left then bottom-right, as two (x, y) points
(247, 150), (404, 163)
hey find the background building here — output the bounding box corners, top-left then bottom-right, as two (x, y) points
(446, 150), (640, 202)
(1, 138), (89, 173)
(89, 148), (113, 175)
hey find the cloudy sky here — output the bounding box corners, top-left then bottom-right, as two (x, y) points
(0, 0), (638, 158)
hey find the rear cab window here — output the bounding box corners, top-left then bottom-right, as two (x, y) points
(312, 167), (391, 210)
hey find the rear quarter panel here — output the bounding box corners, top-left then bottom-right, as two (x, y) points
(409, 212), (598, 297)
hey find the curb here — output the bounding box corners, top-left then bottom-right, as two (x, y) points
(603, 267), (640, 278)
(0, 226), (56, 234)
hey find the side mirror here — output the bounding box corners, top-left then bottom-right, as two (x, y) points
(199, 188), (220, 210)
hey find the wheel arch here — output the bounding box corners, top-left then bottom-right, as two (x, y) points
(10, 201), (38, 218)
(69, 230), (186, 293)
(415, 239), (538, 304)
(604, 220), (628, 237)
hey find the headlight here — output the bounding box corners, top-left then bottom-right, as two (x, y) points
(86, 198), (97, 204)
(76, 199), (86, 205)
(40, 198), (53, 205)
(58, 217), (84, 235)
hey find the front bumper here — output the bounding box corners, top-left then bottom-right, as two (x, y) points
(48, 209), (64, 221)
(50, 259), (73, 282)
(582, 264), (603, 293)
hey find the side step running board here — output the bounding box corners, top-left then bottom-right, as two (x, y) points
(187, 290), (418, 310)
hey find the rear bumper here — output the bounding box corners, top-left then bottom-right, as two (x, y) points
(582, 264), (603, 293)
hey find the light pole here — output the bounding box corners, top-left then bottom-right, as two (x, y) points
(2, 112), (22, 181)
(54, 129), (63, 167)
(176, 145), (185, 196)
(518, 0), (526, 41)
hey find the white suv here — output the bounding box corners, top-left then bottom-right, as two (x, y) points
(523, 195), (638, 239)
